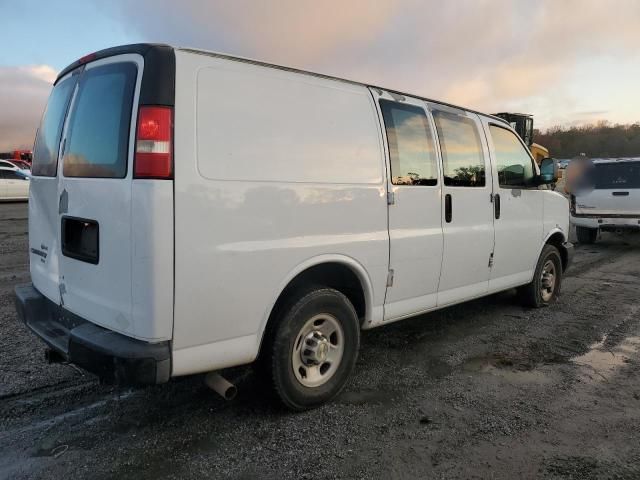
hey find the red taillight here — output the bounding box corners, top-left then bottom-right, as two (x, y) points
(78, 53), (96, 64)
(134, 106), (173, 179)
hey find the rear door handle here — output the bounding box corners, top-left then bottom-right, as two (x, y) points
(612, 191), (629, 196)
(494, 193), (501, 219)
(445, 194), (452, 223)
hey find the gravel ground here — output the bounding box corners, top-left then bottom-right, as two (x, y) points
(1, 201), (640, 480)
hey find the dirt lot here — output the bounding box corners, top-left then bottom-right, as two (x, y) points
(1, 201), (639, 480)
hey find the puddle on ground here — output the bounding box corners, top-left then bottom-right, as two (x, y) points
(571, 335), (640, 382)
(461, 354), (552, 384)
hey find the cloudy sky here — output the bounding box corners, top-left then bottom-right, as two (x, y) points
(1, 0), (639, 150)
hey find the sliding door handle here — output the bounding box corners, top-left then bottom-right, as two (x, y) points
(445, 194), (452, 223)
(494, 193), (501, 219)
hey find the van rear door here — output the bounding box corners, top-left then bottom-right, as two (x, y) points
(30, 71), (79, 304)
(29, 45), (176, 344)
(56, 55), (142, 337)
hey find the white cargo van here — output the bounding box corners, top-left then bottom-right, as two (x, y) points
(570, 158), (640, 243)
(15, 44), (572, 410)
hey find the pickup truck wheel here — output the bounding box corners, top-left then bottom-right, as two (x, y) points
(518, 245), (562, 308)
(267, 287), (360, 411)
(576, 226), (598, 244)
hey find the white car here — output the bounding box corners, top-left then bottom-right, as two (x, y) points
(0, 165), (30, 200)
(0, 159), (32, 172)
(571, 158), (640, 243)
(16, 44), (572, 410)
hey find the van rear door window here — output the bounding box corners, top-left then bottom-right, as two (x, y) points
(63, 62), (137, 178)
(433, 111), (485, 187)
(32, 75), (77, 177)
(379, 100), (438, 186)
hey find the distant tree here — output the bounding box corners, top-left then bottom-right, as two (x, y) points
(534, 122), (640, 158)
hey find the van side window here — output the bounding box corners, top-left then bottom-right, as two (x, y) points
(379, 100), (438, 186)
(489, 125), (536, 187)
(433, 111), (485, 187)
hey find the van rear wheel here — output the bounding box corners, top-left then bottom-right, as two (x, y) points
(267, 287), (360, 411)
(576, 226), (598, 244)
(518, 245), (562, 308)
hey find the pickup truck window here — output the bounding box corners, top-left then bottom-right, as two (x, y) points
(489, 125), (536, 187)
(594, 162), (640, 189)
(379, 100), (438, 186)
(433, 111), (485, 187)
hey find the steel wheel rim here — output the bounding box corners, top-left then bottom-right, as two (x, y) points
(540, 259), (557, 302)
(292, 313), (344, 388)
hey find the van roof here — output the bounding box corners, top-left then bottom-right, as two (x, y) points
(56, 43), (508, 125)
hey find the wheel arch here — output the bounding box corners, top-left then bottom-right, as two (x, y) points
(256, 255), (374, 356)
(541, 229), (569, 272)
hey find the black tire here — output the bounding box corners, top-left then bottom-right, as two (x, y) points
(576, 226), (598, 244)
(518, 245), (563, 308)
(265, 287), (360, 411)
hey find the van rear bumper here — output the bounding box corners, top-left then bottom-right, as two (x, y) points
(14, 284), (171, 385)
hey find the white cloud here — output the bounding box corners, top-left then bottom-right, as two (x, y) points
(0, 65), (55, 151)
(25, 65), (58, 84)
(3, 0), (640, 149)
(105, 0), (640, 128)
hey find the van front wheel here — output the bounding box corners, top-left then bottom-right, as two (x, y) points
(267, 287), (360, 411)
(518, 245), (562, 308)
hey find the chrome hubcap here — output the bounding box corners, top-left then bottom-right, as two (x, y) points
(292, 314), (344, 388)
(540, 260), (556, 302)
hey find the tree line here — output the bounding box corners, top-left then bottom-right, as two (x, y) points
(534, 122), (640, 159)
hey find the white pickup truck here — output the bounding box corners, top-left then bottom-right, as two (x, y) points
(571, 158), (640, 243)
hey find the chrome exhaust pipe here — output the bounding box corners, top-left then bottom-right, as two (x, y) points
(204, 372), (237, 401)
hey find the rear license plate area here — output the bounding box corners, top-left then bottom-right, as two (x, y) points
(61, 216), (99, 264)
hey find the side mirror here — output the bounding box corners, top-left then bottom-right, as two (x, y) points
(538, 157), (558, 184)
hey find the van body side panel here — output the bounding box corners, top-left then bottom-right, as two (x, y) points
(172, 51), (388, 375)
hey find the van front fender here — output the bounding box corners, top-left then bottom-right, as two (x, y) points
(537, 228), (573, 275)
